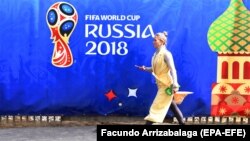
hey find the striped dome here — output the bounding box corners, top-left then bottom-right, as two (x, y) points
(207, 0), (250, 53)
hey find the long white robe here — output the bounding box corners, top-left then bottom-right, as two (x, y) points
(144, 46), (179, 123)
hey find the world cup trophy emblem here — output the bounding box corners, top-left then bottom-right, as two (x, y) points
(46, 2), (78, 67)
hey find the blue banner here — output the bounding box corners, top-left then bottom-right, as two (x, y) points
(0, 0), (249, 116)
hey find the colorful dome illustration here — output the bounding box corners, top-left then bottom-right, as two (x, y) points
(208, 0), (250, 53)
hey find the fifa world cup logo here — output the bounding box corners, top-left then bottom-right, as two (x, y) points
(46, 2), (78, 67)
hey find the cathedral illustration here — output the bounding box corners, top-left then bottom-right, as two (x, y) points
(208, 0), (250, 116)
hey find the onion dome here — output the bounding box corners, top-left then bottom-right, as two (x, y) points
(207, 0), (250, 53)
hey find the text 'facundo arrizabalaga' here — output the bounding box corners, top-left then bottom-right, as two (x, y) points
(101, 128), (198, 138)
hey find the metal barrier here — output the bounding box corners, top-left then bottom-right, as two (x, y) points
(173, 116), (250, 125)
(0, 115), (249, 127)
(0, 115), (62, 127)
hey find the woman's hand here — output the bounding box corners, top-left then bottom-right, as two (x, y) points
(173, 85), (180, 93)
(135, 65), (146, 71)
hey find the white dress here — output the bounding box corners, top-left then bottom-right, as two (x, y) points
(144, 46), (179, 123)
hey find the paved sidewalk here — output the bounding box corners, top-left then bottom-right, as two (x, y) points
(0, 126), (96, 141)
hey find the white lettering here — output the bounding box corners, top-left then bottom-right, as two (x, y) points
(112, 24), (123, 38)
(85, 24), (98, 38)
(101, 129), (107, 136)
(85, 15), (100, 20)
(85, 24), (154, 38)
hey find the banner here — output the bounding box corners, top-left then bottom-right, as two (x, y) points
(0, 0), (249, 116)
